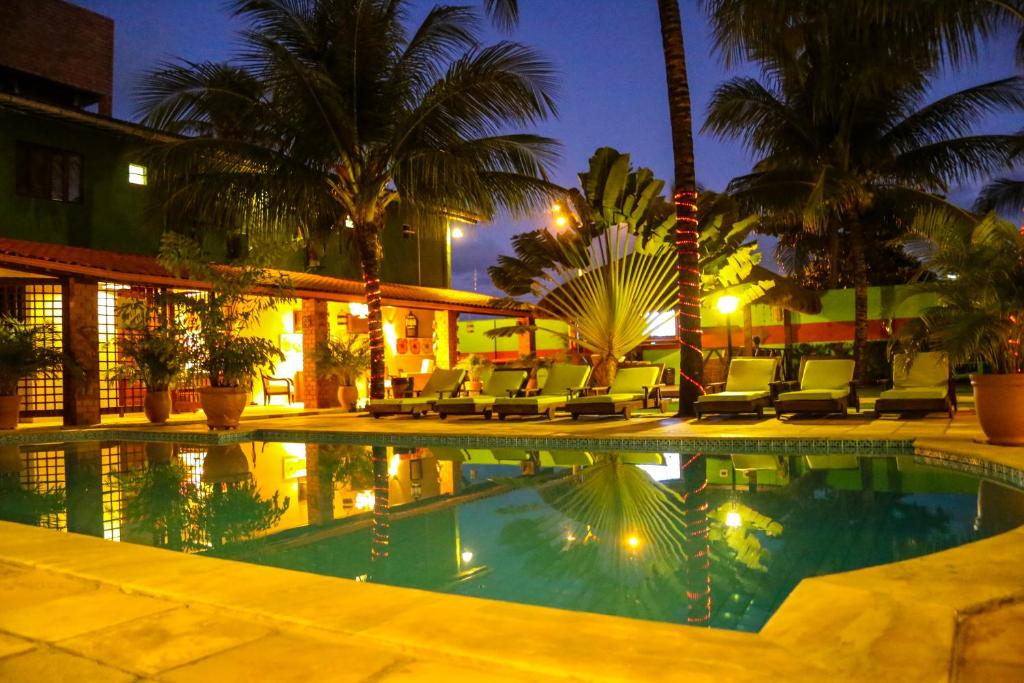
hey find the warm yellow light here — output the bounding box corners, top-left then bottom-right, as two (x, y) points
(725, 510), (742, 528)
(626, 535), (641, 549)
(349, 302), (369, 318)
(554, 215), (568, 228)
(354, 490), (375, 510)
(128, 163), (147, 186)
(461, 550), (474, 564)
(566, 532), (576, 542)
(716, 295), (739, 315)
(388, 453), (401, 478)
(451, 226), (464, 239)
(551, 202), (562, 213)
(383, 321), (398, 354)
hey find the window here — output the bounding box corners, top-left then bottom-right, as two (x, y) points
(128, 163), (147, 186)
(15, 142), (82, 202)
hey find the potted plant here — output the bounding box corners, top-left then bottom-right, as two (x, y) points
(0, 317), (64, 429)
(458, 354), (493, 394)
(898, 210), (1024, 445)
(110, 303), (191, 424)
(314, 336), (370, 411)
(159, 234), (289, 430)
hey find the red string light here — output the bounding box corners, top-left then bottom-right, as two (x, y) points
(674, 190), (705, 399)
(681, 450), (712, 625)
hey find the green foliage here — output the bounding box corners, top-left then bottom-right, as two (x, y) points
(109, 301), (191, 391)
(158, 233), (289, 388)
(0, 317), (64, 396)
(896, 209), (1024, 374)
(314, 336), (370, 386)
(317, 444), (375, 491)
(197, 485), (289, 550)
(0, 471), (64, 527)
(487, 149), (772, 375)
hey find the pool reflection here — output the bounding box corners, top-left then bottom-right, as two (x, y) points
(2, 442), (1023, 631)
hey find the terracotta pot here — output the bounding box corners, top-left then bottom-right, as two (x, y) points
(972, 374), (1024, 446)
(466, 380), (483, 394)
(337, 385), (359, 412)
(0, 395), (19, 430)
(144, 389), (172, 424)
(199, 386), (249, 430)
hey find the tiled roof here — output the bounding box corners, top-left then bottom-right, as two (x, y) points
(0, 238), (523, 315)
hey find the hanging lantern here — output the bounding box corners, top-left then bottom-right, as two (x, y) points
(405, 312), (419, 338)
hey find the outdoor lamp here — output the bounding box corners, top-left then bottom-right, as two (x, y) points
(717, 295), (739, 367)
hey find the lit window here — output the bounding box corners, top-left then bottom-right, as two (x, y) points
(128, 164), (148, 186)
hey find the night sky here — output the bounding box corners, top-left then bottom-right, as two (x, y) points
(75, 0), (1022, 295)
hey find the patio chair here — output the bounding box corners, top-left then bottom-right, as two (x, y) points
(537, 450), (594, 467)
(873, 352), (956, 419)
(693, 357), (780, 419)
(261, 373), (294, 406)
(492, 363), (592, 420)
(367, 368), (465, 418)
(435, 367), (530, 420)
(773, 358), (859, 418)
(565, 365), (664, 420)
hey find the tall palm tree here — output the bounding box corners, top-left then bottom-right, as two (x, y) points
(657, 0), (704, 416)
(702, 1), (1024, 375)
(138, 0), (559, 400)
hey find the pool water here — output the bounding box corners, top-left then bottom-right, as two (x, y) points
(2, 441), (1022, 632)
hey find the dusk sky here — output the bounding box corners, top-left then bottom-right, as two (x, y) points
(76, 0), (1022, 295)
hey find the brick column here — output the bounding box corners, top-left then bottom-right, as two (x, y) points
(62, 278), (100, 426)
(446, 311), (459, 369)
(305, 444), (335, 526)
(301, 299), (336, 408)
(65, 442), (103, 538)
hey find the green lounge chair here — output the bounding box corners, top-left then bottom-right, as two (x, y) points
(694, 357), (780, 419)
(435, 367), (530, 420)
(774, 358), (858, 417)
(537, 450), (594, 467)
(367, 368), (466, 418)
(565, 365), (664, 420)
(874, 352), (956, 418)
(804, 454), (860, 470)
(492, 363), (592, 420)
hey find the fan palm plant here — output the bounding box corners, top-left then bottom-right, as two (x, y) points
(138, 0), (559, 401)
(897, 208), (1024, 443)
(702, 0), (1024, 377)
(488, 149), (771, 387)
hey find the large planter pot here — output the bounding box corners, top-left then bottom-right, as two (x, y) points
(972, 374), (1024, 446)
(144, 389), (172, 424)
(337, 385), (359, 412)
(202, 444), (251, 484)
(0, 395), (20, 430)
(199, 386), (249, 430)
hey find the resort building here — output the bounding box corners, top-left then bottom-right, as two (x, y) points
(0, 0), (525, 427)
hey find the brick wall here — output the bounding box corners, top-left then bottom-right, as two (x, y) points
(301, 299), (337, 409)
(62, 278), (100, 426)
(0, 0), (114, 114)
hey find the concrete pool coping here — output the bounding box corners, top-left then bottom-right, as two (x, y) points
(1, 415), (1023, 679)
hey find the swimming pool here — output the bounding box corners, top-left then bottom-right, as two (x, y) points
(2, 439), (1021, 632)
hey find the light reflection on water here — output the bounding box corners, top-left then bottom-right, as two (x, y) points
(1, 441), (1023, 631)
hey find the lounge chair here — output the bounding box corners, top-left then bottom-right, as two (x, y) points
(537, 450), (594, 467)
(694, 357), (780, 419)
(773, 358), (859, 418)
(873, 352), (956, 418)
(565, 365), (664, 420)
(367, 368), (465, 418)
(435, 367), (530, 420)
(491, 363), (592, 420)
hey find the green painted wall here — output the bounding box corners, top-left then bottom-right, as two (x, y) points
(457, 318), (569, 357)
(0, 108), (448, 287)
(0, 108), (158, 254)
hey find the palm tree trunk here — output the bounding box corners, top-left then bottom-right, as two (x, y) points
(370, 445), (390, 565)
(850, 223), (869, 381)
(657, 0), (704, 417)
(355, 225), (387, 400)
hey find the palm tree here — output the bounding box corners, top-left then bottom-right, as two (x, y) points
(138, 0), (560, 400)
(702, 1), (1024, 376)
(657, 0), (704, 416)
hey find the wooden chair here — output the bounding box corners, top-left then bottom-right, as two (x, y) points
(261, 374), (294, 405)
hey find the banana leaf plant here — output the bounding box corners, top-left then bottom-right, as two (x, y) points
(488, 148), (772, 385)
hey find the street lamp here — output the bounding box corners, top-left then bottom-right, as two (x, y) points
(716, 295), (739, 368)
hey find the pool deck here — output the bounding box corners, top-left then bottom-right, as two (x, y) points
(1, 407), (1023, 681)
